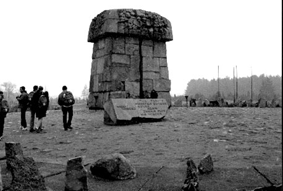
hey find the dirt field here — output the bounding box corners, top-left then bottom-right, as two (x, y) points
(0, 105), (282, 191)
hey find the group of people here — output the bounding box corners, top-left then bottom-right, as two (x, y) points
(0, 85), (75, 140)
(16, 85), (49, 132)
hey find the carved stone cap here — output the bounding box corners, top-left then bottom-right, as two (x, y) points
(88, 9), (173, 42)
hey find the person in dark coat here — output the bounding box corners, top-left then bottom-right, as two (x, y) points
(58, 86), (74, 131)
(16, 86), (29, 131)
(31, 86), (44, 132)
(28, 85), (38, 132)
(35, 90), (49, 132)
(0, 91), (9, 140)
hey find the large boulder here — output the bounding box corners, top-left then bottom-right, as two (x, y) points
(90, 153), (136, 180)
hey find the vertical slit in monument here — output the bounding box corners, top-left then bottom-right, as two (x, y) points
(139, 38), (144, 98)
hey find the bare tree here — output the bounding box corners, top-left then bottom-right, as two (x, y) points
(81, 84), (89, 100)
(1, 82), (17, 102)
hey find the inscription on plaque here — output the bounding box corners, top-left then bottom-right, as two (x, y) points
(103, 99), (169, 125)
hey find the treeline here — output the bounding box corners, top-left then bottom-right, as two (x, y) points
(184, 74), (281, 101)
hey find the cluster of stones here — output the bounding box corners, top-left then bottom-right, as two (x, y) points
(1, 142), (136, 191)
(87, 9), (173, 109)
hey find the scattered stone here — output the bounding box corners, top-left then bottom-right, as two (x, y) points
(65, 156), (88, 191)
(90, 153), (136, 180)
(182, 158), (199, 191)
(5, 143), (48, 191)
(198, 154), (214, 174)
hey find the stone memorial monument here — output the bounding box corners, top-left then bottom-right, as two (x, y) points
(87, 9), (173, 109)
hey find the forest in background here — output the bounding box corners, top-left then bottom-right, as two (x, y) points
(182, 74), (281, 101)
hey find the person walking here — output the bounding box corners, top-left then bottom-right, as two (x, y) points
(16, 86), (29, 131)
(28, 85), (38, 132)
(58, 86), (75, 131)
(0, 91), (9, 140)
(35, 90), (49, 132)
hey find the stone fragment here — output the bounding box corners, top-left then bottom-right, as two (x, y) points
(141, 45), (153, 57)
(0, 166), (2, 191)
(5, 142), (48, 191)
(65, 157), (88, 191)
(143, 57), (159, 72)
(90, 153), (136, 180)
(182, 158), (199, 191)
(198, 154), (213, 174)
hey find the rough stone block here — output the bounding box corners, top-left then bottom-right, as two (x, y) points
(111, 66), (129, 81)
(159, 57), (167, 67)
(142, 79), (153, 91)
(98, 39), (105, 49)
(142, 45), (153, 57)
(91, 75), (99, 92)
(112, 54), (130, 65)
(143, 72), (160, 79)
(109, 91), (127, 99)
(104, 37), (113, 53)
(126, 37), (139, 44)
(102, 19), (118, 33)
(90, 59), (97, 75)
(153, 79), (171, 91)
(143, 57), (159, 72)
(125, 81), (140, 97)
(90, 153), (136, 180)
(142, 39), (153, 46)
(96, 48), (107, 58)
(126, 44), (139, 55)
(160, 67), (169, 79)
(65, 157), (88, 191)
(153, 42), (166, 57)
(97, 57), (105, 74)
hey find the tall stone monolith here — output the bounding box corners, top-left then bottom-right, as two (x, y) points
(87, 9), (173, 109)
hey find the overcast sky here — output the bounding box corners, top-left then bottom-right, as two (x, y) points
(0, 0), (281, 97)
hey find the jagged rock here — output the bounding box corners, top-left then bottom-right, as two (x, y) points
(65, 156), (88, 191)
(90, 153), (136, 180)
(182, 158), (199, 191)
(198, 154), (213, 174)
(5, 142), (48, 191)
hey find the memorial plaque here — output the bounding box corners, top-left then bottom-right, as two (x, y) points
(103, 99), (168, 125)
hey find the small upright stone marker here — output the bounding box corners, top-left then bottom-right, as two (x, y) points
(182, 158), (199, 191)
(198, 154), (214, 174)
(65, 157), (88, 191)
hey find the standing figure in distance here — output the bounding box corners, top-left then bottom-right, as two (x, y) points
(36, 90), (49, 132)
(16, 86), (29, 131)
(31, 86), (43, 132)
(28, 85), (38, 132)
(58, 86), (75, 131)
(0, 91), (9, 140)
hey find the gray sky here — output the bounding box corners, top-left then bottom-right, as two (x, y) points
(0, 0), (281, 97)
